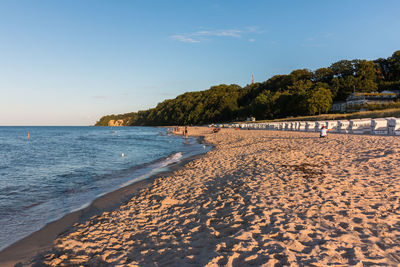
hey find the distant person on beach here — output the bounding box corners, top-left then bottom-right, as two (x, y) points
(184, 126), (188, 139)
(320, 125), (328, 138)
(212, 127), (220, 133)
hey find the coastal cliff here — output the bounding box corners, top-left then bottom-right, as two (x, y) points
(95, 113), (136, 126)
(108, 119), (124, 126)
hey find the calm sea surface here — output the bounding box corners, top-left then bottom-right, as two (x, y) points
(0, 126), (208, 251)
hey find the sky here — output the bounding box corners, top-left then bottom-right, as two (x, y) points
(0, 0), (399, 126)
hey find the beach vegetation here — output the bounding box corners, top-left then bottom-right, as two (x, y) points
(95, 50), (400, 126)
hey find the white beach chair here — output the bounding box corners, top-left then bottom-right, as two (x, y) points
(326, 121), (338, 132)
(337, 120), (350, 133)
(349, 119), (372, 134)
(372, 118), (389, 135)
(298, 122), (306, 131)
(387, 118), (400, 135)
(306, 122), (316, 132)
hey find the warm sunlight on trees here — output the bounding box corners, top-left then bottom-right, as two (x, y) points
(96, 50), (400, 126)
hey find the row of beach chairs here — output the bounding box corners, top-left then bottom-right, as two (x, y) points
(216, 117), (400, 136)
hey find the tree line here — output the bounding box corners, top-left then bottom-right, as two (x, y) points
(95, 50), (400, 126)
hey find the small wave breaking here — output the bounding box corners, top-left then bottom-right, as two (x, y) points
(160, 152), (183, 167)
(119, 152), (183, 188)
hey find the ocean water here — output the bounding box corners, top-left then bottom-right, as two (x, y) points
(0, 126), (209, 251)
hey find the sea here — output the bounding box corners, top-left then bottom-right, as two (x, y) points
(0, 126), (209, 251)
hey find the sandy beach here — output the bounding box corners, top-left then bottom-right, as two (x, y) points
(4, 127), (400, 266)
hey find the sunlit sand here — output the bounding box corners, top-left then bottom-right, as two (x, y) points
(22, 128), (400, 265)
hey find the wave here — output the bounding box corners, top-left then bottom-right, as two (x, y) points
(118, 152), (183, 188)
(23, 201), (44, 209)
(68, 151), (185, 214)
(160, 152), (183, 167)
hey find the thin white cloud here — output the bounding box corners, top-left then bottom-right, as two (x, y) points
(171, 27), (262, 43)
(171, 34), (200, 43)
(194, 29), (243, 38)
(245, 26), (261, 33)
(248, 38), (256, 42)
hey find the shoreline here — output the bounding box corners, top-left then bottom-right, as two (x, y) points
(0, 134), (212, 267)
(3, 127), (400, 266)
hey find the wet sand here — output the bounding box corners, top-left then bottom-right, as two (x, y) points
(3, 128), (400, 266)
(0, 176), (155, 267)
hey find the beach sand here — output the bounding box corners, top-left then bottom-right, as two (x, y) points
(5, 128), (400, 266)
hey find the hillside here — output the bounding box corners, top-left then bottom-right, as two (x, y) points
(95, 50), (400, 126)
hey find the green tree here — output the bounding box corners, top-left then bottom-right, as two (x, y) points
(287, 80), (313, 94)
(290, 69), (313, 82)
(388, 50), (400, 81)
(305, 87), (333, 115)
(313, 68), (334, 83)
(250, 90), (273, 119)
(354, 60), (378, 92)
(330, 60), (355, 78)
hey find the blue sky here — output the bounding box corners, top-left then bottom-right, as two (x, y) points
(0, 0), (399, 125)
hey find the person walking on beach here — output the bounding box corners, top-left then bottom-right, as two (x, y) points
(184, 126), (188, 139)
(320, 125), (328, 138)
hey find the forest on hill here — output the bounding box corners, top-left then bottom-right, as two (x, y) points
(95, 50), (400, 126)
